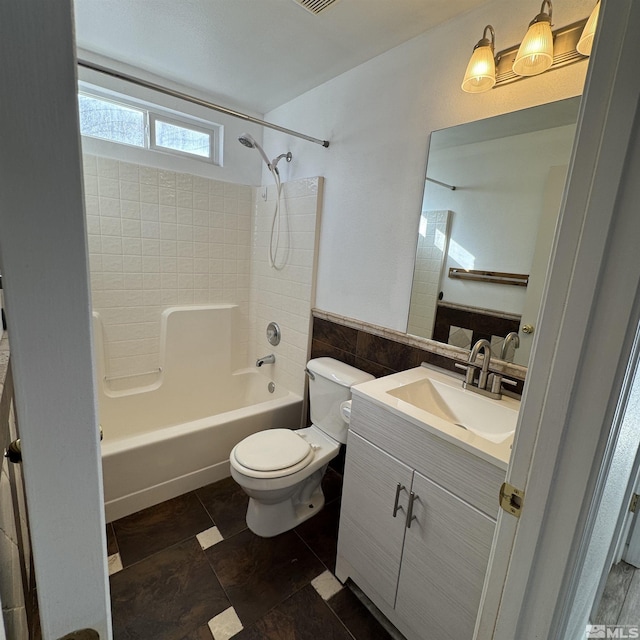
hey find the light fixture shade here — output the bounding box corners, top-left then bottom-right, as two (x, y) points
(577, 1), (600, 56)
(513, 19), (554, 76)
(461, 44), (496, 93)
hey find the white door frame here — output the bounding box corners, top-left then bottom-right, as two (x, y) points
(476, 0), (640, 637)
(0, 1), (111, 638)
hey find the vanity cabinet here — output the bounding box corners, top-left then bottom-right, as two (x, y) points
(336, 393), (506, 640)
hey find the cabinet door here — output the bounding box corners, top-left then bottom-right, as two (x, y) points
(337, 431), (414, 608)
(395, 471), (495, 640)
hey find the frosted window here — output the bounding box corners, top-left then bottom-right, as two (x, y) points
(78, 94), (145, 147)
(153, 119), (211, 158)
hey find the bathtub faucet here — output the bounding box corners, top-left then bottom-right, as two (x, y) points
(256, 354), (276, 367)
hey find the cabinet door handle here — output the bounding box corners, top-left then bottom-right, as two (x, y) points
(406, 491), (418, 528)
(392, 483), (405, 517)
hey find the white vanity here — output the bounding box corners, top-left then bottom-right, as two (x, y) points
(335, 365), (519, 640)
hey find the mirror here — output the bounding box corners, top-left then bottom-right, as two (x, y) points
(407, 97), (580, 367)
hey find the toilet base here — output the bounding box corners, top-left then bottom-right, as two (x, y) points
(246, 483), (326, 537)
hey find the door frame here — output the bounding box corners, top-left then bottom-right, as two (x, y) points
(476, 0), (640, 637)
(0, 1), (111, 638)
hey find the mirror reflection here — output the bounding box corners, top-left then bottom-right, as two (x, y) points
(408, 97), (580, 367)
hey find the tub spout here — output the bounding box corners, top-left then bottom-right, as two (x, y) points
(256, 354), (275, 367)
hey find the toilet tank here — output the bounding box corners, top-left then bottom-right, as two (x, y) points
(307, 357), (374, 444)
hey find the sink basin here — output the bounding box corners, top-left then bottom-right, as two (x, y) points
(386, 376), (519, 444)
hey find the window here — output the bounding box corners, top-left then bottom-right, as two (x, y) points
(78, 90), (221, 164)
(78, 94), (145, 147)
(151, 117), (212, 159)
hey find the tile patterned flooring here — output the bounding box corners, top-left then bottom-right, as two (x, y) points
(107, 469), (400, 640)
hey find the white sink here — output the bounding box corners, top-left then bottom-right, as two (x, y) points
(386, 374), (519, 444)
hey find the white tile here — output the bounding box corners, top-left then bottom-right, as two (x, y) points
(142, 221), (160, 239)
(99, 197), (121, 218)
(208, 607), (243, 640)
(158, 170), (176, 189)
(119, 161), (139, 183)
(97, 157), (119, 179)
(121, 200), (142, 220)
(160, 240), (177, 257)
(99, 177), (120, 199)
(83, 154), (97, 176)
(120, 181), (140, 202)
(139, 166), (158, 185)
(102, 236), (123, 255)
(196, 526), (223, 550)
(84, 174), (99, 196)
(140, 203), (160, 221)
(122, 219), (142, 238)
(159, 187), (177, 206)
(176, 173), (193, 191)
(143, 239), (160, 256)
(193, 176), (209, 193)
(140, 183), (159, 204)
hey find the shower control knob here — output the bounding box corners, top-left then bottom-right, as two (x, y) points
(266, 322), (281, 346)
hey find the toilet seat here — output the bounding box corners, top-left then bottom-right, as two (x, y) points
(231, 429), (316, 479)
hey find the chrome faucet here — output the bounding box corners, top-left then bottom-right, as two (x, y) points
(456, 338), (517, 399)
(501, 332), (520, 361)
(467, 338), (492, 390)
(256, 354), (275, 367)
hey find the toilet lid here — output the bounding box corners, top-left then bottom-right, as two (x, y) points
(233, 429), (312, 472)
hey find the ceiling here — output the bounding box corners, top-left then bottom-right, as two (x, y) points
(73, 0), (492, 115)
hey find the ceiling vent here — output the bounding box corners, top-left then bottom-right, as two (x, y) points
(292, 0), (341, 15)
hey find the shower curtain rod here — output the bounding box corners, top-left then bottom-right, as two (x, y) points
(77, 59), (331, 148)
(426, 176), (456, 191)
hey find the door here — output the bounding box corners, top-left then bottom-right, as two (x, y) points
(476, 1), (640, 637)
(336, 431), (413, 608)
(0, 1), (111, 638)
(396, 471), (495, 640)
(515, 165), (567, 366)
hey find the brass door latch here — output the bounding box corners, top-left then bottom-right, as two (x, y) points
(499, 482), (525, 518)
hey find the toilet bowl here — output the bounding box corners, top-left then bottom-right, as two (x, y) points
(229, 357), (374, 537)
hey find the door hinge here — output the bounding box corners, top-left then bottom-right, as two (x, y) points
(499, 482), (525, 518)
(630, 493), (640, 513)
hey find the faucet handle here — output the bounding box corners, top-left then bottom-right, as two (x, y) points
(489, 374), (518, 395)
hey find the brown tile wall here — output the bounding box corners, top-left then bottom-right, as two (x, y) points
(310, 316), (458, 379)
(433, 304), (520, 347)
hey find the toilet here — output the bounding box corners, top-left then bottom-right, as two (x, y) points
(229, 357), (374, 537)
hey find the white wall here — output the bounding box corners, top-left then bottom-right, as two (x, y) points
(263, 0), (593, 332)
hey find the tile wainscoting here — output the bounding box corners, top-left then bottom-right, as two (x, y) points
(310, 310), (526, 386)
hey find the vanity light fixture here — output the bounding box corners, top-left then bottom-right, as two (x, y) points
(513, 0), (554, 76)
(462, 1), (594, 93)
(576, 1), (600, 56)
(461, 25), (496, 94)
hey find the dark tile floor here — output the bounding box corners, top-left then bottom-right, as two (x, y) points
(106, 469), (400, 640)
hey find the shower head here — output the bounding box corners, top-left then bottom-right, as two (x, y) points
(238, 133), (272, 170)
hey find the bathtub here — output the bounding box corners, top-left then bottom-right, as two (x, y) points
(93, 305), (304, 522)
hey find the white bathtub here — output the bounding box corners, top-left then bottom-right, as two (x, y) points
(93, 305), (304, 522)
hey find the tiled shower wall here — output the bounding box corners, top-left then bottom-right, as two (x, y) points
(84, 155), (253, 380)
(249, 178), (323, 397)
(85, 154), (321, 396)
(407, 210), (450, 339)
